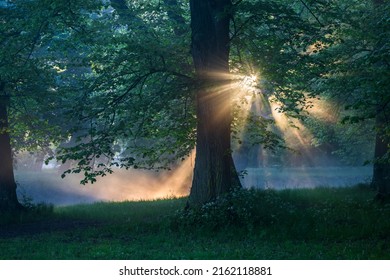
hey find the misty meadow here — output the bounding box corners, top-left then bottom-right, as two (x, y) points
(0, 0), (389, 260)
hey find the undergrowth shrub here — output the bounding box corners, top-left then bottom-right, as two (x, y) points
(0, 195), (54, 225)
(171, 188), (297, 231)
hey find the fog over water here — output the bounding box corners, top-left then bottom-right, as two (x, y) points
(240, 166), (372, 189)
(15, 157), (373, 206)
(15, 154), (194, 206)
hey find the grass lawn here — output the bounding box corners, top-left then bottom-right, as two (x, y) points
(0, 184), (389, 259)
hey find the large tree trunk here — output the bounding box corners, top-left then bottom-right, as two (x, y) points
(0, 89), (22, 211)
(188, 0), (241, 207)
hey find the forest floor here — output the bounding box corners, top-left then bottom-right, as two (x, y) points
(0, 184), (389, 259)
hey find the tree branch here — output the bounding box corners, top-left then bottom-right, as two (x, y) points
(299, 0), (324, 27)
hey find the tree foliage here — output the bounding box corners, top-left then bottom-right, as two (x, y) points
(1, 0), (389, 205)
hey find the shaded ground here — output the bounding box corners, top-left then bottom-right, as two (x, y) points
(1, 186), (389, 260)
(0, 219), (102, 238)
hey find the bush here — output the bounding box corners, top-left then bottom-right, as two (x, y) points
(171, 188), (297, 231)
(0, 195), (54, 225)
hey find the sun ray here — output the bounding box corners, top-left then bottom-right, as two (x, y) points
(306, 97), (339, 123)
(268, 97), (317, 165)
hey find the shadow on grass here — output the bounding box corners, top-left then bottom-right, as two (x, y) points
(1, 184), (389, 259)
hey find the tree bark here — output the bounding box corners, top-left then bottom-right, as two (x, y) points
(188, 0), (241, 207)
(0, 85), (22, 212)
(372, 105), (390, 200)
(370, 0), (390, 200)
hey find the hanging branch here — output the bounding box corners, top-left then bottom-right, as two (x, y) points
(299, 0), (324, 27)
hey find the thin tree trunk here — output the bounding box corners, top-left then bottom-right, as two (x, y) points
(57, 128), (87, 175)
(33, 152), (45, 172)
(0, 86), (22, 211)
(188, 0), (241, 207)
(372, 106), (390, 200)
(371, 0), (390, 200)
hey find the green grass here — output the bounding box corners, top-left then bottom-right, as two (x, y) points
(0, 184), (389, 259)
